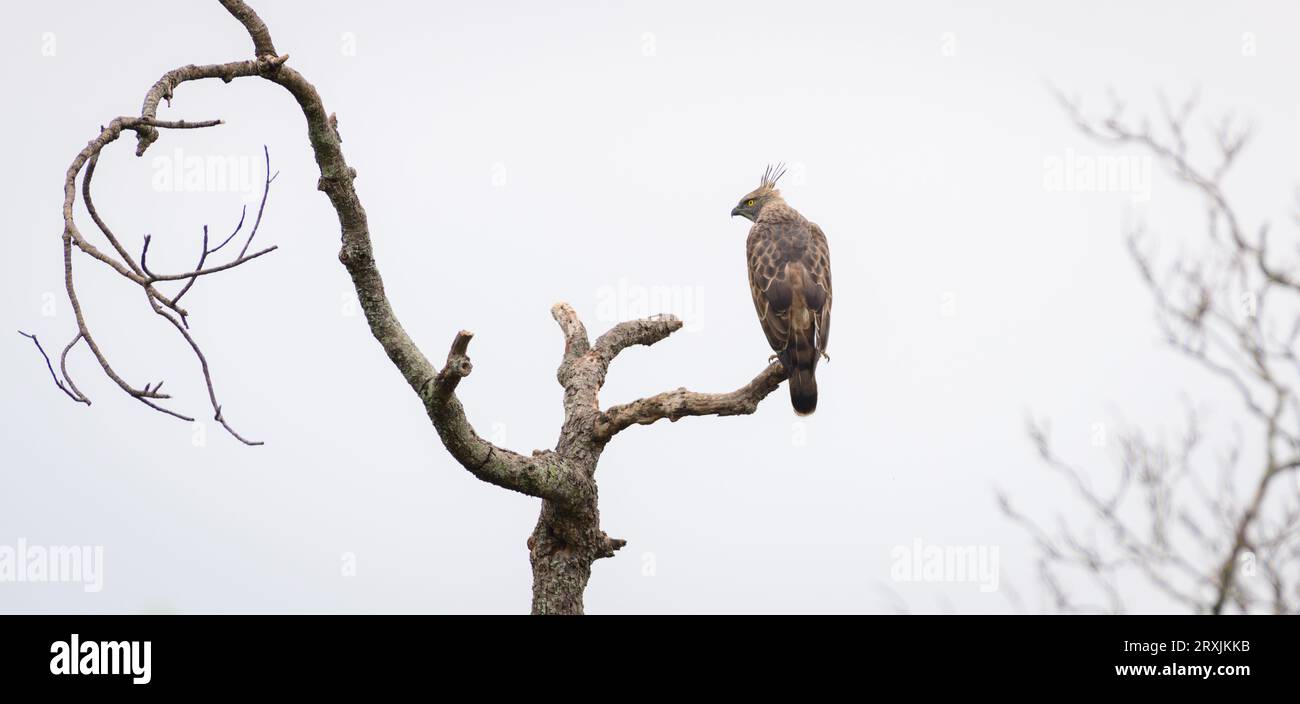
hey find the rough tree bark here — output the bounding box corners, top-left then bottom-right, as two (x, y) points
(26, 0), (790, 614)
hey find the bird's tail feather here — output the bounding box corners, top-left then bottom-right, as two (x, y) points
(781, 329), (819, 416)
(788, 365), (818, 415)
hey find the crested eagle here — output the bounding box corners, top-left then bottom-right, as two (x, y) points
(731, 165), (833, 415)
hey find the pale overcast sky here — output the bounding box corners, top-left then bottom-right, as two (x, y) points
(2, 0), (1298, 613)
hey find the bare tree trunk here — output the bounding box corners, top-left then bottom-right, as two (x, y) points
(529, 498), (599, 615)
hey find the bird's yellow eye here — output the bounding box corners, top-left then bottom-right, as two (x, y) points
(746, 199), (756, 207)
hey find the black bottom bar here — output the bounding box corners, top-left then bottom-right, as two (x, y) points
(0, 614), (1284, 691)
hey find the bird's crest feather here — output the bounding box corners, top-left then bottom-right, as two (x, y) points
(758, 162), (787, 194)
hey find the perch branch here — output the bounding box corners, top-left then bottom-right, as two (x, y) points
(595, 362), (787, 440)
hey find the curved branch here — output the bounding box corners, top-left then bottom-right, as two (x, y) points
(17, 331), (90, 405)
(83, 155), (144, 278)
(421, 331), (588, 502)
(46, 113), (273, 444)
(551, 302), (591, 366)
(134, 55), (288, 156)
(218, 0), (278, 57)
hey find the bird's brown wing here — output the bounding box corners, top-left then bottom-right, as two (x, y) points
(805, 222), (832, 353)
(747, 221), (792, 353)
(748, 219), (832, 356)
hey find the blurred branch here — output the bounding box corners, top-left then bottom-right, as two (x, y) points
(1008, 89), (1300, 613)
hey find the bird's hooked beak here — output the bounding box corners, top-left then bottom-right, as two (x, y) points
(730, 205), (742, 217)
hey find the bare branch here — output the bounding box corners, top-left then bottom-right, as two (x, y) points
(596, 362), (787, 440)
(172, 145), (274, 311)
(17, 332), (89, 405)
(551, 302), (591, 364)
(421, 331), (588, 502)
(238, 145), (277, 259)
(147, 245), (278, 282)
(598, 533), (627, 559)
(593, 314), (683, 362)
(1014, 88), (1300, 613)
(218, 0), (278, 57)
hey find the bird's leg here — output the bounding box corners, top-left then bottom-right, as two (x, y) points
(821, 351), (831, 362)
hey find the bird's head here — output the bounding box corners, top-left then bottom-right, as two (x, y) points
(731, 163), (786, 222)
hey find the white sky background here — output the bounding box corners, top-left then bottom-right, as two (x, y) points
(2, 0), (1298, 613)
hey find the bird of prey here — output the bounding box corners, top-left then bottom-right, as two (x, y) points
(731, 164), (832, 415)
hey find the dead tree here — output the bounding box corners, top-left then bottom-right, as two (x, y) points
(21, 0), (788, 614)
(1001, 89), (1300, 614)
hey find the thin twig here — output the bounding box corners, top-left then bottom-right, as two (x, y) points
(18, 331), (89, 405)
